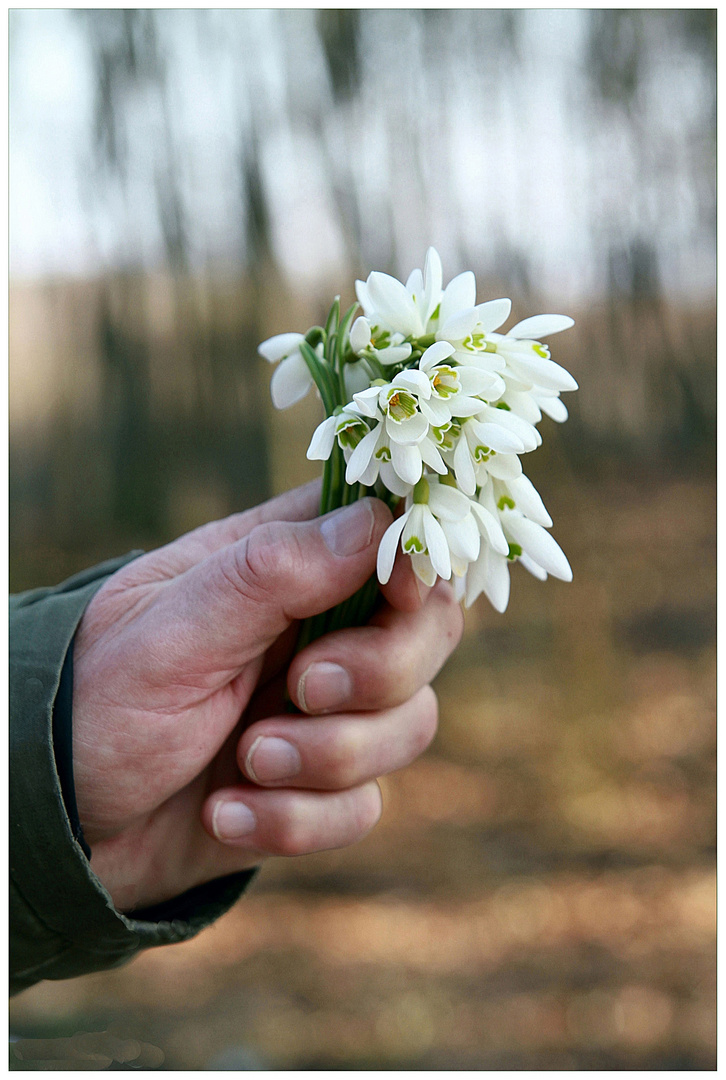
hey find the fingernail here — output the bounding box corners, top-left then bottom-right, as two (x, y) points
(298, 661), (352, 713)
(246, 736), (302, 783)
(212, 801), (256, 840)
(320, 500), (374, 557)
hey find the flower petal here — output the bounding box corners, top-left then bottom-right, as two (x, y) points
(270, 352), (313, 409)
(353, 385), (383, 417)
(350, 316), (371, 354)
(419, 437), (447, 475)
(366, 271), (420, 336)
(377, 343), (413, 365)
(423, 247), (443, 323)
(380, 460), (413, 497)
(440, 271), (476, 327)
(507, 314), (574, 339)
(406, 267), (424, 296)
(391, 440), (423, 485)
(504, 475), (553, 527)
(307, 415), (337, 461)
(470, 420), (525, 455)
(258, 332), (305, 363)
(482, 452), (523, 481)
(344, 360), (373, 398)
(386, 411), (429, 444)
(442, 514), (480, 563)
(501, 513), (572, 581)
(483, 550), (511, 612)
(345, 423), (381, 483)
(423, 512), (452, 579)
(538, 395), (569, 422)
(427, 480), (471, 521)
(474, 298), (511, 334)
(420, 396), (453, 427)
(478, 405), (541, 451)
(420, 340), (456, 372)
(470, 502), (509, 556)
(453, 434), (477, 496)
(519, 552), (548, 580)
(437, 306), (478, 342)
(504, 352), (578, 393)
(377, 513), (408, 585)
(410, 552), (438, 586)
(394, 368), (431, 397)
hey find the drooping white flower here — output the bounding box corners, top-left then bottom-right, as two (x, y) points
(306, 405), (371, 462)
(377, 475), (473, 585)
(356, 248), (444, 339)
(446, 417), (526, 495)
(462, 476), (572, 609)
(258, 332), (320, 410)
(344, 418), (413, 497)
(349, 316), (414, 367)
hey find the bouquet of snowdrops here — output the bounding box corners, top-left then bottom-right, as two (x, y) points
(259, 248), (576, 640)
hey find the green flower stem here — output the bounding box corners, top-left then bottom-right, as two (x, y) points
(295, 297), (406, 658)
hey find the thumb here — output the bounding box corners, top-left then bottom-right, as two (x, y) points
(156, 498), (392, 672)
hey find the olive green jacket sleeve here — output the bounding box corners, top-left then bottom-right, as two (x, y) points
(9, 554), (256, 997)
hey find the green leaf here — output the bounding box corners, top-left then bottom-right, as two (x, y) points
(299, 340), (337, 415)
(337, 301), (360, 362)
(324, 296), (341, 341)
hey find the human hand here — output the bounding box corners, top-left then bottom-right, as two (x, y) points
(71, 482), (464, 911)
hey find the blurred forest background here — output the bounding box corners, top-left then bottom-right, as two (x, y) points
(9, 8), (715, 1071)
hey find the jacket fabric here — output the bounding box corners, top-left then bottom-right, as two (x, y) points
(9, 553), (255, 996)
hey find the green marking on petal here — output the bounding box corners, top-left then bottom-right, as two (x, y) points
(431, 366), (459, 397)
(385, 389), (418, 421)
(497, 496), (516, 510)
(496, 402), (511, 411)
(404, 535), (425, 553)
(533, 344), (549, 358)
(336, 418), (368, 449)
(507, 543), (523, 561)
(413, 477), (430, 505)
(375, 446), (391, 462)
(429, 303), (441, 322)
(474, 445), (491, 462)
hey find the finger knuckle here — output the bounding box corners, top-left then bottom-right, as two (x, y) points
(413, 686), (439, 753)
(355, 782), (383, 835)
(233, 523), (302, 601)
(269, 810), (315, 857)
(326, 727), (366, 788)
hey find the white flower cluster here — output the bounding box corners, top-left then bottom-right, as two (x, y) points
(259, 248), (577, 612)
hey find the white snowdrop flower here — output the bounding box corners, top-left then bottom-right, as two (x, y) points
(447, 417), (526, 496)
(306, 405), (371, 462)
(349, 315), (413, 366)
(485, 473), (553, 528)
(377, 475), (472, 586)
(344, 417), (414, 497)
(474, 402), (542, 452)
(437, 299), (511, 363)
(464, 546), (512, 612)
(499, 508), (572, 583)
(258, 332), (321, 410)
(356, 247), (445, 339)
(485, 314), (577, 395)
(418, 341), (503, 424)
(349, 316), (372, 354)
